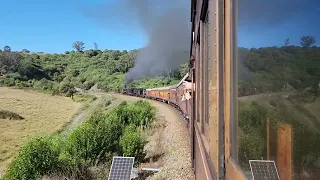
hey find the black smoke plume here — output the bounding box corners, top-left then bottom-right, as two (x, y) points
(123, 0), (190, 84)
(79, 0), (190, 85)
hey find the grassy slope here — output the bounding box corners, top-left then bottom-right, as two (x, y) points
(239, 93), (320, 130)
(0, 87), (82, 174)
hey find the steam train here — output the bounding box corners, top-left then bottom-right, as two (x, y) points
(122, 73), (193, 122)
(122, 76), (256, 123)
(124, 0), (262, 179)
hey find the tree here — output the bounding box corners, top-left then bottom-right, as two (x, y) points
(0, 52), (22, 73)
(300, 36), (316, 47)
(22, 49), (30, 53)
(94, 42), (98, 50)
(4, 45), (11, 52)
(284, 38), (290, 46)
(72, 41), (85, 52)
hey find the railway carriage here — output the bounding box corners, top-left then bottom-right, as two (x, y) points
(121, 0), (316, 179)
(146, 88), (170, 101)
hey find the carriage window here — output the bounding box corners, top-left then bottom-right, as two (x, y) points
(235, 0), (320, 179)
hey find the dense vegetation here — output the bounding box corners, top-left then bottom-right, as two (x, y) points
(1, 39), (319, 97)
(0, 43), (189, 96)
(238, 46), (320, 96)
(4, 100), (156, 180)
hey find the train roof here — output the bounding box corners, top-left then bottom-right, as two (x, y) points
(146, 73), (190, 91)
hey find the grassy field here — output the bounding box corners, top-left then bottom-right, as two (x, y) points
(0, 87), (82, 175)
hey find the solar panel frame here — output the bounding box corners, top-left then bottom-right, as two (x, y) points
(249, 160), (280, 180)
(108, 156), (135, 180)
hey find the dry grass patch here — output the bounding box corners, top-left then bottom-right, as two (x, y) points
(0, 87), (82, 175)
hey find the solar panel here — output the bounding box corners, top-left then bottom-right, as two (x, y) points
(249, 160), (280, 180)
(108, 156), (135, 180)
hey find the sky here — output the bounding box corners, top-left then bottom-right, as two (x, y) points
(238, 0), (320, 48)
(0, 0), (146, 53)
(0, 0), (319, 53)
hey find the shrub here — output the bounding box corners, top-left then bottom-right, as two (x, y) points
(59, 82), (73, 93)
(238, 101), (267, 132)
(83, 81), (95, 90)
(33, 78), (56, 91)
(133, 100), (156, 127)
(63, 114), (123, 166)
(0, 109), (24, 120)
(238, 102), (268, 170)
(6, 72), (23, 80)
(6, 136), (61, 180)
(1, 78), (15, 86)
(239, 129), (265, 170)
(120, 124), (147, 163)
(109, 100), (156, 127)
(105, 100), (112, 107)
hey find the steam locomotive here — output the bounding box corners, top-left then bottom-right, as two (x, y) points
(238, 87), (257, 97)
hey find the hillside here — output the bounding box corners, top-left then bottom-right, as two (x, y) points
(238, 46), (320, 95)
(0, 45), (319, 97)
(0, 48), (189, 95)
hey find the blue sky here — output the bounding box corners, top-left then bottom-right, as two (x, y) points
(0, 0), (146, 53)
(238, 5), (320, 48)
(0, 0), (319, 53)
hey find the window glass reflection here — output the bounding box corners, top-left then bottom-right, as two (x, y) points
(236, 0), (320, 179)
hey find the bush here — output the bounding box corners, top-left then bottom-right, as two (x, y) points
(83, 81), (95, 90)
(6, 136), (61, 180)
(105, 100), (112, 107)
(238, 101), (267, 132)
(109, 100), (156, 127)
(0, 109), (24, 120)
(1, 78), (15, 86)
(59, 82), (76, 97)
(238, 101), (268, 170)
(120, 124), (146, 163)
(239, 129), (265, 170)
(33, 78), (58, 93)
(133, 100), (156, 127)
(63, 113), (123, 166)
